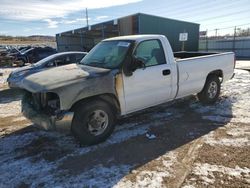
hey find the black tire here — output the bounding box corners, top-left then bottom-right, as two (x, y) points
(197, 75), (221, 104)
(71, 100), (116, 145)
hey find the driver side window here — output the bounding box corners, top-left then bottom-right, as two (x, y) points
(134, 39), (166, 67)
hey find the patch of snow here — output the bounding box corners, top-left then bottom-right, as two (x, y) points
(0, 69), (249, 187)
(0, 158), (56, 188)
(207, 137), (249, 147)
(190, 70), (250, 125)
(0, 132), (41, 156)
(12, 116), (27, 122)
(226, 126), (250, 137)
(236, 60), (250, 70)
(0, 106), (183, 187)
(182, 185), (196, 188)
(0, 67), (16, 87)
(0, 129), (131, 187)
(202, 113), (250, 147)
(114, 152), (177, 188)
(146, 133), (156, 139)
(0, 100), (21, 118)
(0, 130), (133, 187)
(72, 109), (183, 156)
(190, 163), (250, 185)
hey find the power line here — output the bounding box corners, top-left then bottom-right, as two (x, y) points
(201, 16), (250, 27)
(206, 22), (250, 32)
(150, 1), (235, 18)
(193, 9), (250, 22)
(175, 4), (246, 21)
(88, 0), (247, 23)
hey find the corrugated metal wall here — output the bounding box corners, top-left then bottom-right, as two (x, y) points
(199, 37), (250, 59)
(57, 20), (119, 52)
(119, 16), (133, 35)
(137, 14), (200, 52)
(56, 13), (199, 52)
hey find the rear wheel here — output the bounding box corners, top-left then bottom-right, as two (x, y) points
(197, 75), (221, 104)
(71, 100), (116, 145)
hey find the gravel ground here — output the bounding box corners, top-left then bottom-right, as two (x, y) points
(0, 65), (249, 188)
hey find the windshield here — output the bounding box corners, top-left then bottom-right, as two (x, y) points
(80, 40), (131, 69)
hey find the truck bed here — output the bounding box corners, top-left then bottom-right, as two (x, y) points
(174, 52), (235, 99)
(174, 51), (218, 59)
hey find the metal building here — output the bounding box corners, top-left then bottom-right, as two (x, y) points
(56, 13), (200, 52)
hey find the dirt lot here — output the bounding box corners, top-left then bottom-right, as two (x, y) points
(0, 63), (249, 187)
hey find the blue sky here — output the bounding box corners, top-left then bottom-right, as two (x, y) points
(0, 0), (250, 36)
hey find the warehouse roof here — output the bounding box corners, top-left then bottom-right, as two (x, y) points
(56, 12), (199, 35)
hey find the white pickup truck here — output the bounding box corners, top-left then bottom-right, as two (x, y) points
(21, 35), (235, 145)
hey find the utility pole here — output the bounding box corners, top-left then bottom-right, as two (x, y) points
(215, 28), (218, 38)
(85, 8), (89, 27)
(206, 29), (208, 52)
(233, 26), (237, 52)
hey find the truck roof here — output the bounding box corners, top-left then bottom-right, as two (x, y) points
(103, 34), (166, 42)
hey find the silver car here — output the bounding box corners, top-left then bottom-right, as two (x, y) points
(7, 51), (87, 88)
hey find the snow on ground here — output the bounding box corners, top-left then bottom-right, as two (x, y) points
(204, 134), (249, 147)
(0, 100), (21, 118)
(0, 98), (183, 187)
(0, 67), (17, 88)
(114, 152), (177, 188)
(189, 163), (250, 186)
(190, 69), (250, 124)
(189, 70), (250, 147)
(236, 60), (250, 70)
(0, 69), (249, 187)
(183, 69), (250, 187)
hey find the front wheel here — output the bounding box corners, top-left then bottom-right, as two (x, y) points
(71, 100), (116, 145)
(197, 75), (221, 104)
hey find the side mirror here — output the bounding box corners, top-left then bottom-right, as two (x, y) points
(131, 56), (146, 72)
(135, 57), (146, 69)
(123, 56), (146, 77)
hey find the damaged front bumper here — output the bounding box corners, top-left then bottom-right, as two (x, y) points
(22, 94), (74, 132)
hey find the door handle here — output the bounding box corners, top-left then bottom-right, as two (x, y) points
(162, 69), (171, 76)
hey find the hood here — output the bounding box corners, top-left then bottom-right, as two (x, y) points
(21, 64), (110, 92)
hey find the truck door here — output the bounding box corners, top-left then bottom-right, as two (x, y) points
(122, 39), (173, 113)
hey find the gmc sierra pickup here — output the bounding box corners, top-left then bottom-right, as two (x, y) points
(20, 35), (235, 145)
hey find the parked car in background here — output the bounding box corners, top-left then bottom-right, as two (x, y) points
(13, 47), (57, 66)
(3, 46), (31, 57)
(0, 46), (33, 67)
(7, 51), (87, 88)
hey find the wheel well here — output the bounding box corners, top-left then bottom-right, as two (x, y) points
(207, 70), (223, 82)
(70, 93), (121, 116)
